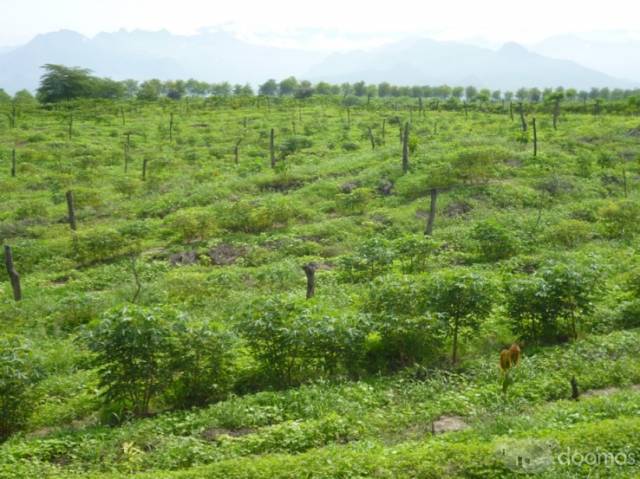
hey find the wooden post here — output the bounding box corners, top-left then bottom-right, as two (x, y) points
(120, 106), (125, 126)
(169, 112), (174, 141)
(302, 263), (318, 299)
(509, 101), (514, 121)
(234, 139), (242, 165)
(532, 117), (538, 157)
(4, 245), (21, 301)
(270, 128), (276, 168)
(552, 98), (560, 130)
(425, 189), (438, 236)
(368, 127), (375, 150)
(402, 122), (410, 173)
(570, 376), (579, 401)
(68, 112), (73, 139)
(11, 148), (16, 177)
(519, 103), (527, 132)
(463, 101), (468, 120)
(65, 190), (77, 231)
(382, 119), (386, 145)
(142, 158), (148, 181)
(124, 132), (131, 173)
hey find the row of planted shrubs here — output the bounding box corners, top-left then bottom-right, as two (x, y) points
(6, 249), (639, 439)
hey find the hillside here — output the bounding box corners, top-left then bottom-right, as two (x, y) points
(532, 33), (640, 84)
(1, 96), (640, 477)
(0, 30), (637, 93)
(0, 30), (325, 93)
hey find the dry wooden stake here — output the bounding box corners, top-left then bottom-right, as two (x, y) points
(402, 122), (410, 173)
(270, 128), (276, 168)
(66, 190), (77, 231)
(302, 263), (318, 299)
(4, 245), (21, 301)
(425, 189), (438, 236)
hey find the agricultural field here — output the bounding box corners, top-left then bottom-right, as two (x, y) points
(1, 94), (640, 478)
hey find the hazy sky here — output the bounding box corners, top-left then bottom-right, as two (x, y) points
(2, 0), (640, 48)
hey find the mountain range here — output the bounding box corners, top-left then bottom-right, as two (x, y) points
(0, 29), (637, 94)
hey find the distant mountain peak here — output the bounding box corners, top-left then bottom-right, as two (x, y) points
(498, 42), (529, 55)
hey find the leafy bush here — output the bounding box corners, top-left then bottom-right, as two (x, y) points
(471, 220), (519, 261)
(237, 297), (369, 387)
(506, 261), (601, 343)
(337, 236), (394, 282)
(73, 226), (130, 264)
(165, 322), (236, 408)
(164, 206), (217, 242)
(0, 336), (39, 441)
(86, 305), (181, 419)
(393, 234), (440, 273)
(598, 199), (640, 239)
(364, 274), (444, 370)
(544, 219), (593, 248)
(425, 269), (495, 363)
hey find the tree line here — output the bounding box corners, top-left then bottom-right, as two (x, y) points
(2, 64), (639, 105)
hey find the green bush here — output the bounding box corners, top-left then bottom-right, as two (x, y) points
(544, 219), (593, 248)
(471, 220), (519, 261)
(337, 236), (394, 282)
(86, 305), (181, 419)
(164, 206), (217, 242)
(73, 226), (129, 264)
(506, 261), (601, 343)
(0, 336), (39, 441)
(237, 297), (369, 387)
(165, 322), (236, 408)
(598, 199), (640, 239)
(364, 274), (444, 370)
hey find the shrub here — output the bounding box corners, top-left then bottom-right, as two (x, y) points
(217, 197), (301, 233)
(506, 261), (601, 343)
(86, 305), (180, 419)
(337, 237), (394, 282)
(364, 274), (444, 370)
(165, 322), (235, 408)
(598, 200), (640, 239)
(164, 207), (217, 242)
(335, 187), (373, 214)
(425, 269), (495, 363)
(74, 227), (129, 264)
(237, 297), (369, 387)
(0, 336), (39, 441)
(471, 220), (518, 261)
(393, 234), (440, 273)
(544, 219), (592, 248)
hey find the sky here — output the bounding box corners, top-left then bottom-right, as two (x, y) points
(2, 0), (640, 49)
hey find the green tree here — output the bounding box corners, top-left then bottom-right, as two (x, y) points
(364, 274), (444, 370)
(314, 81), (332, 95)
(259, 79), (278, 96)
(36, 64), (95, 103)
(426, 270), (495, 363)
(278, 76), (299, 96)
(465, 86), (478, 101)
(353, 81), (367, 97)
(137, 79), (162, 101)
(506, 262), (600, 343)
(13, 89), (36, 106)
(166, 322), (235, 408)
(471, 220), (519, 261)
(0, 336), (39, 440)
(87, 306), (179, 418)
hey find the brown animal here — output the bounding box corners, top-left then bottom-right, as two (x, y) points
(499, 343), (521, 372)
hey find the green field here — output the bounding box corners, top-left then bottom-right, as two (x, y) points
(1, 95), (640, 478)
